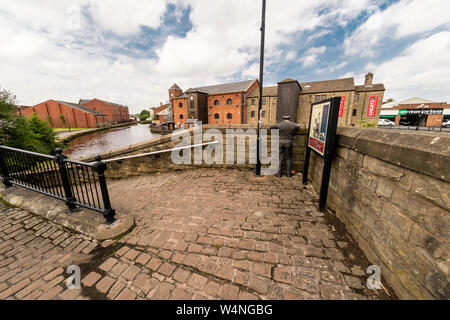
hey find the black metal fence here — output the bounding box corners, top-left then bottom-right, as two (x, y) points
(0, 145), (115, 223)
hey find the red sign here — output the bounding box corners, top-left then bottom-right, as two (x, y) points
(308, 137), (324, 154)
(367, 96), (378, 117)
(338, 96), (345, 117)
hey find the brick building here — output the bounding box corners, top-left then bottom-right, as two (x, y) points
(380, 97), (450, 127)
(20, 100), (107, 128)
(247, 72), (385, 127)
(151, 102), (171, 123)
(169, 80), (259, 127)
(79, 99), (130, 125)
(246, 86), (278, 125)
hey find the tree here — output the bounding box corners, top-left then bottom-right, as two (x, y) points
(383, 98), (394, 104)
(27, 113), (58, 154)
(139, 109), (150, 121)
(0, 88), (60, 155)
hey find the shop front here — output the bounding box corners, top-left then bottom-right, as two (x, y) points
(396, 108), (444, 127)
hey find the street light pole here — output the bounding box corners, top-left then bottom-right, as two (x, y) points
(256, 0), (266, 176)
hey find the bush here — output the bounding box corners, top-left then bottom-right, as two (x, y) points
(359, 119), (377, 128)
(0, 89), (60, 155)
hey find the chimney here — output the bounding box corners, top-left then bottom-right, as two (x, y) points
(365, 72), (374, 85)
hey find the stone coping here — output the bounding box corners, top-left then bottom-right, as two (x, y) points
(336, 127), (450, 182)
(80, 124), (308, 162)
(0, 186), (134, 241)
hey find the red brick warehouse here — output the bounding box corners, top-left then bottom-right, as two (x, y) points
(169, 80), (259, 127)
(20, 100), (107, 128)
(79, 98), (130, 125)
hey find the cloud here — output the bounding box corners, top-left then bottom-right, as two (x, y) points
(316, 61), (348, 74)
(371, 31), (450, 101)
(0, 0), (409, 113)
(344, 0), (450, 56)
(300, 46), (326, 67)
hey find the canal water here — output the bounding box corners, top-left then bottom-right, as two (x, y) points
(66, 124), (161, 159)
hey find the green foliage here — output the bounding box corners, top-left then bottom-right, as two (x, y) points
(359, 119), (377, 128)
(0, 89), (60, 155)
(59, 114), (66, 126)
(139, 109), (150, 121)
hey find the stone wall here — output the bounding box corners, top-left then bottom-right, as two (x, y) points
(306, 128), (449, 300)
(82, 124), (308, 179)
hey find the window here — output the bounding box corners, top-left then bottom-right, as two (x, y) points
(355, 94), (359, 102)
(180, 114), (184, 120)
(179, 102), (183, 108)
(214, 100), (219, 105)
(214, 113), (220, 119)
(251, 98), (256, 106)
(227, 99), (232, 105)
(262, 98), (267, 105)
(321, 95), (327, 100)
(251, 111), (256, 118)
(352, 109), (357, 116)
(314, 95), (321, 102)
(227, 113), (232, 119)
(261, 111), (266, 118)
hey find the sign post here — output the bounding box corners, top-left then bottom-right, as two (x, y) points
(302, 97), (341, 211)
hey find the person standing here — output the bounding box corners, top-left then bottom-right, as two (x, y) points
(270, 115), (300, 177)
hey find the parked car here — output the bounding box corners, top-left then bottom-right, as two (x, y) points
(378, 119), (395, 126)
(442, 119), (450, 128)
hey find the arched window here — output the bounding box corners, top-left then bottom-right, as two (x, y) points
(227, 113), (232, 119)
(226, 98), (232, 105)
(214, 113), (220, 119)
(180, 114), (184, 120)
(179, 102), (183, 108)
(214, 100), (219, 105)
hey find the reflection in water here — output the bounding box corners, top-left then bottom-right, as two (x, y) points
(66, 124), (161, 159)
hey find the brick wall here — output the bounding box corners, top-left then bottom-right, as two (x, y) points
(306, 128), (449, 299)
(82, 99), (130, 124)
(207, 93), (244, 125)
(20, 100), (101, 128)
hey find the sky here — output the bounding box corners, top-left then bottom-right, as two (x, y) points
(0, 0), (449, 114)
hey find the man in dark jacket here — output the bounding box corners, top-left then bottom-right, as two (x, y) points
(270, 115), (300, 177)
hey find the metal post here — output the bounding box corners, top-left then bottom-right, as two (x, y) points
(256, 0), (266, 176)
(94, 155), (115, 223)
(0, 146), (12, 187)
(55, 148), (76, 212)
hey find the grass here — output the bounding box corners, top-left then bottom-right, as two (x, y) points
(53, 128), (89, 132)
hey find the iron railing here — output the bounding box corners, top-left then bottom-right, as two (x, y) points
(0, 145), (115, 223)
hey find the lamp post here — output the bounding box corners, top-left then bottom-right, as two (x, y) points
(256, 0), (266, 176)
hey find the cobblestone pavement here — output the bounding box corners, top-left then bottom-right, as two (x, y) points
(0, 168), (393, 300)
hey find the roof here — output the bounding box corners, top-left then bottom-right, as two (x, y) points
(247, 86), (278, 98)
(300, 78), (355, 94)
(79, 98), (125, 108)
(355, 84), (385, 92)
(156, 108), (170, 116)
(169, 83), (182, 91)
(381, 97), (436, 109)
(182, 79), (257, 96)
(55, 100), (106, 116)
(78, 99), (91, 105)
